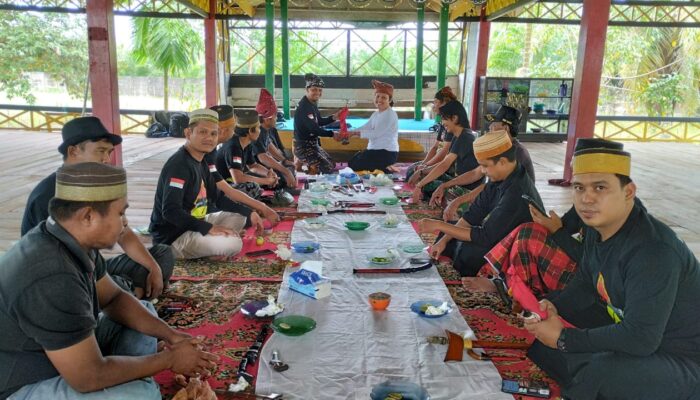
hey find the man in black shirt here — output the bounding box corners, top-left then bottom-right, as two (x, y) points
(254, 88), (296, 190)
(0, 162), (217, 399)
(525, 144), (700, 400)
(20, 116), (173, 300)
(418, 130), (543, 277)
(207, 105), (280, 223)
(293, 73), (340, 174)
(150, 109), (263, 259)
(411, 101), (483, 204)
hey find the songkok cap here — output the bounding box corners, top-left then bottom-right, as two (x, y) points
(434, 86), (457, 102)
(256, 89), (278, 119)
(189, 108), (219, 125)
(574, 137), (624, 152)
(209, 104), (235, 128)
(304, 73), (325, 88)
(485, 105), (521, 128)
(235, 109), (260, 129)
(473, 130), (513, 161)
(573, 146), (631, 177)
(55, 162), (127, 202)
(58, 116), (122, 156)
(372, 80), (394, 97)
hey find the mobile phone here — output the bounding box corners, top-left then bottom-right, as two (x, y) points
(409, 256), (431, 264)
(246, 249), (275, 257)
(501, 379), (550, 398)
(522, 194), (547, 216)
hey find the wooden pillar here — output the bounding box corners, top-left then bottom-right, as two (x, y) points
(414, 3), (425, 121)
(557, 0), (611, 184)
(469, 12), (490, 131)
(204, 0), (217, 107)
(86, 0), (122, 165)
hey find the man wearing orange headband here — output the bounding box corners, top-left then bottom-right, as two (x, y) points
(524, 144), (700, 400)
(417, 130), (543, 277)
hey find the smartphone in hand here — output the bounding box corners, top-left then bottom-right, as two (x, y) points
(522, 194), (547, 216)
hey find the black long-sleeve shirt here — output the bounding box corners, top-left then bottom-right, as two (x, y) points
(555, 199), (700, 362)
(293, 96), (334, 142)
(20, 173), (56, 236)
(462, 164), (543, 249)
(150, 146), (249, 245)
(550, 206), (584, 262)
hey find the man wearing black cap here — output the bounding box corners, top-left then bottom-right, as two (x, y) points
(292, 73), (341, 174)
(524, 143), (700, 400)
(21, 116), (173, 300)
(1, 162), (218, 400)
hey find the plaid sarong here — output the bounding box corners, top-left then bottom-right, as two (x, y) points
(484, 222), (578, 298)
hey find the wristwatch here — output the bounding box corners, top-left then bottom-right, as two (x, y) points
(556, 329), (567, 352)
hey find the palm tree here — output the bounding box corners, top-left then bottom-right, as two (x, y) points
(132, 18), (203, 111)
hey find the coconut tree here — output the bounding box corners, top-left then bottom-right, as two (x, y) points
(132, 18), (203, 111)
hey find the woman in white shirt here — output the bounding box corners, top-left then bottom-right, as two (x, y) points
(346, 80), (399, 172)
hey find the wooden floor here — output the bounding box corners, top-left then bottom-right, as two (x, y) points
(1, 131), (698, 256)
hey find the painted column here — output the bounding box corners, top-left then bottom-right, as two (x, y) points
(414, 3), (425, 121)
(469, 12), (490, 131)
(265, 0), (275, 95)
(558, 0), (611, 183)
(86, 0), (122, 165)
(204, 0), (217, 107)
(437, 3), (449, 90)
(281, 0), (290, 118)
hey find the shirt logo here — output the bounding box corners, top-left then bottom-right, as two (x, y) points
(597, 272), (623, 323)
(307, 113), (314, 119)
(208, 164), (217, 173)
(232, 156), (242, 164)
(169, 178), (185, 189)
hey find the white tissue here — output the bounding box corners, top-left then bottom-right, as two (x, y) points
(425, 302), (450, 316)
(274, 244), (292, 260)
(228, 376), (249, 392)
(255, 295), (284, 317)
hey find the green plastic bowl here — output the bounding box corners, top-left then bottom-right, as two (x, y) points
(380, 196), (399, 205)
(311, 198), (331, 206)
(345, 221), (370, 231)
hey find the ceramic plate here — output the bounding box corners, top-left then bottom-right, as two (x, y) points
(410, 300), (453, 319)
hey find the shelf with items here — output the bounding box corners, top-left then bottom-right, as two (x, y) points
(476, 76), (573, 141)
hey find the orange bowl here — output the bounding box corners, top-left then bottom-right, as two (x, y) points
(369, 292), (391, 310)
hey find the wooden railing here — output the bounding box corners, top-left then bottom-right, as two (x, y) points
(1, 105), (699, 143)
(0, 105), (152, 134)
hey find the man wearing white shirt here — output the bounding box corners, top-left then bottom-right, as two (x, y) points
(346, 80), (399, 172)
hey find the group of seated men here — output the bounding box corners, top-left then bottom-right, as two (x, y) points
(1, 88), (699, 398)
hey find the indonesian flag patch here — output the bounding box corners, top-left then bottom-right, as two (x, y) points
(169, 177), (185, 189)
(307, 113), (314, 119)
(232, 156), (242, 164)
(208, 164), (217, 173)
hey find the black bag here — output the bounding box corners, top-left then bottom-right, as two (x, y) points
(145, 122), (170, 138)
(169, 113), (189, 138)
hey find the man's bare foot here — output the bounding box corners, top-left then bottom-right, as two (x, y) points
(462, 277), (497, 293)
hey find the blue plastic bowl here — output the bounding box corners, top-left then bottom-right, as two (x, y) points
(291, 241), (320, 253)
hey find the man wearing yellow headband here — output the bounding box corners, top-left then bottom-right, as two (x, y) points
(417, 130), (543, 277)
(524, 145), (700, 400)
(0, 162), (218, 399)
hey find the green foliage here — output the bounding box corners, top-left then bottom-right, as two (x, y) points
(639, 73), (685, 116)
(487, 24), (524, 76)
(0, 12), (88, 104)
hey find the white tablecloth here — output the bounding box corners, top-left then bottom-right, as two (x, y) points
(255, 183), (509, 399)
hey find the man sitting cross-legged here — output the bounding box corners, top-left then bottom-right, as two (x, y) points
(462, 138), (625, 298)
(0, 162), (218, 400)
(206, 104), (280, 224)
(21, 116), (173, 300)
(150, 108), (263, 260)
(417, 130), (543, 277)
(524, 143), (700, 400)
